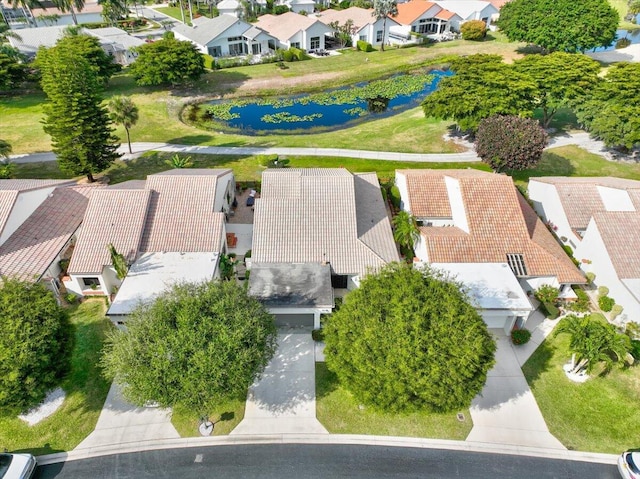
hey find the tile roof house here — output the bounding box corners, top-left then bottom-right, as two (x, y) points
(172, 14), (277, 58)
(393, 1), (460, 35)
(0, 179), (93, 295)
(433, 1), (498, 28)
(254, 12), (333, 51)
(250, 168), (399, 328)
(66, 169), (235, 322)
(316, 7), (402, 46)
(529, 177), (640, 326)
(396, 169), (584, 332)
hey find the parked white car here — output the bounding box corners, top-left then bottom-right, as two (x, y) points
(0, 453), (36, 479)
(619, 452), (640, 479)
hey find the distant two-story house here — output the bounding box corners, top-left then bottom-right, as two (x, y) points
(393, 1), (460, 35)
(66, 169), (235, 325)
(396, 169), (585, 332)
(249, 168), (399, 328)
(254, 12), (332, 51)
(529, 177), (640, 325)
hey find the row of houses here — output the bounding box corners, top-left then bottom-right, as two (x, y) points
(5, 168), (635, 333)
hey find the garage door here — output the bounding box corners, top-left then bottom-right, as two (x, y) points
(481, 312), (510, 330)
(274, 313), (314, 328)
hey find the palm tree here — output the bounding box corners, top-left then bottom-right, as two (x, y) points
(372, 0), (397, 51)
(0, 139), (12, 161)
(554, 315), (631, 374)
(392, 210), (419, 258)
(107, 95), (139, 154)
(51, 0), (85, 25)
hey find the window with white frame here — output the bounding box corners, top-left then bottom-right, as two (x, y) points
(310, 36), (320, 50)
(376, 30), (383, 42)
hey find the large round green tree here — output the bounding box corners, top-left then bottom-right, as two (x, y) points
(0, 279), (73, 412)
(499, 0), (618, 53)
(102, 281), (277, 413)
(324, 263), (496, 413)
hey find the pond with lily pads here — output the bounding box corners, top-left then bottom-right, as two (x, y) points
(200, 69), (453, 135)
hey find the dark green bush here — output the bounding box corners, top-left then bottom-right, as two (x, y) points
(543, 301), (559, 319)
(357, 40), (374, 52)
(534, 284), (559, 304)
(65, 293), (78, 304)
(389, 185), (401, 208)
(598, 295), (615, 312)
(568, 288), (591, 313)
(631, 340), (640, 361)
(312, 329), (325, 342)
(511, 328), (531, 345)
(461, 20), (487, 40)
(282, 49), (295, 62)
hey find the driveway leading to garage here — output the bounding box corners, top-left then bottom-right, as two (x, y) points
(466, 331), (565, 450)
(231, 332), (328, 435)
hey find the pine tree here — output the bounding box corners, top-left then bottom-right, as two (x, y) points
(38, 47), (121, 182)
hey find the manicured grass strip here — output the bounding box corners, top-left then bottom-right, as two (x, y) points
(171, 399), (245, 437)
(315, 363), (472, 440)
(522, 314), (640, 453)
(154, 6), (186, 22)
(0, 299), (112, 455)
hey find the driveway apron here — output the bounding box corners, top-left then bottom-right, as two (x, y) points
(231, 332), (328, 435)
(466, 332), (565, 450)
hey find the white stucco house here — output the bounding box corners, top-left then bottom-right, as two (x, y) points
(66, 169), (235, 326)
(393, 0), (460, 35)
(529, 177), (640, 325)
(0, 179), (95, 297)
(172, 14), (277, 57)
(1, 0), (102, 29)
(316, 7), (402, 46)
(434, 1), (498, 29)
(250, 168), (399, 328)
(396, 169), (585, 332)
(254, 12), (332, 50)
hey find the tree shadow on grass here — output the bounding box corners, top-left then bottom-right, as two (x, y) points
(509, 152), (576, 184)
(315, 363), (339, 399)
(169, 70), (251, 98)
(165, 134), (216, 145)
(521, 339), (555, 386)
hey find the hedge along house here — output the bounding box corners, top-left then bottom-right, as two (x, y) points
(529, 177), (640, 326)
(315, 7), (402, 47)
(249, 168), (399, 328)
(253, 12), (333, 51)
(0, 179), (95, 297)
(172, 14), (278, 58)
(395, 169), (585, 333)
(66, 169), (235, 326)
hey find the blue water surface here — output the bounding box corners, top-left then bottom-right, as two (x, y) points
(208, 69), (454, 134)
(591, 29), (640, 52)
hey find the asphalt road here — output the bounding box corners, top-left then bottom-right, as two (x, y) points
(35, 444), (619, 479)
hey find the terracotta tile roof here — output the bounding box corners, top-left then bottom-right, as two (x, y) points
(405, 174), (451, 217)
(532, 177), (640, 229)
(593, 212), (640, 280)
(394, 0), (438, 25)
(68, 189), (152, 274)
(435, 8), (456, 20)
(0, 187), (90, 281)
(400, 170), (584, 283)
(252, 169), (399, 276)
(488, 0), (509, 8)
(140, 170), (230, 253)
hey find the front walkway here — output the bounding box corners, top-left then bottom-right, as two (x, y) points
(75, 382), (179, 450)
(466, 326), (565, 450)
(231, 332), (328, 435)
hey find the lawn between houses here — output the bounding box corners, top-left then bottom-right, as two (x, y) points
(523, 314), (640, 454)
(0, 299), (112, 455)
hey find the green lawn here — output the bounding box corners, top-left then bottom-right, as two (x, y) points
(171, 399), (245, 437)
(0, 299), (112, 455)
(523, 314), (640, 453)
(154, 6), (186, 22)
(316, 363), (472, 439)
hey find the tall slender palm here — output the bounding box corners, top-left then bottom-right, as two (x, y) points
(107, 95), (139, 154)
(51, 0), (85, 24)
(392, 210), (420, 258)
(554, 315), (631, 374)
(372, 0), (397, 51)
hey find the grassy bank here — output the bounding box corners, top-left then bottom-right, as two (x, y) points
(316, 363), (472, 439)
(171, 399), (245, 437)
(0, 299), (112, 455)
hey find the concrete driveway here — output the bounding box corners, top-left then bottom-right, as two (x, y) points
(466, 332), (565, 450)
(231, 332), (328, 435)
(76, 382), (179, 450)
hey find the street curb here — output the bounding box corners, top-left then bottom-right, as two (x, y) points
(36, 434), (618, 466)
